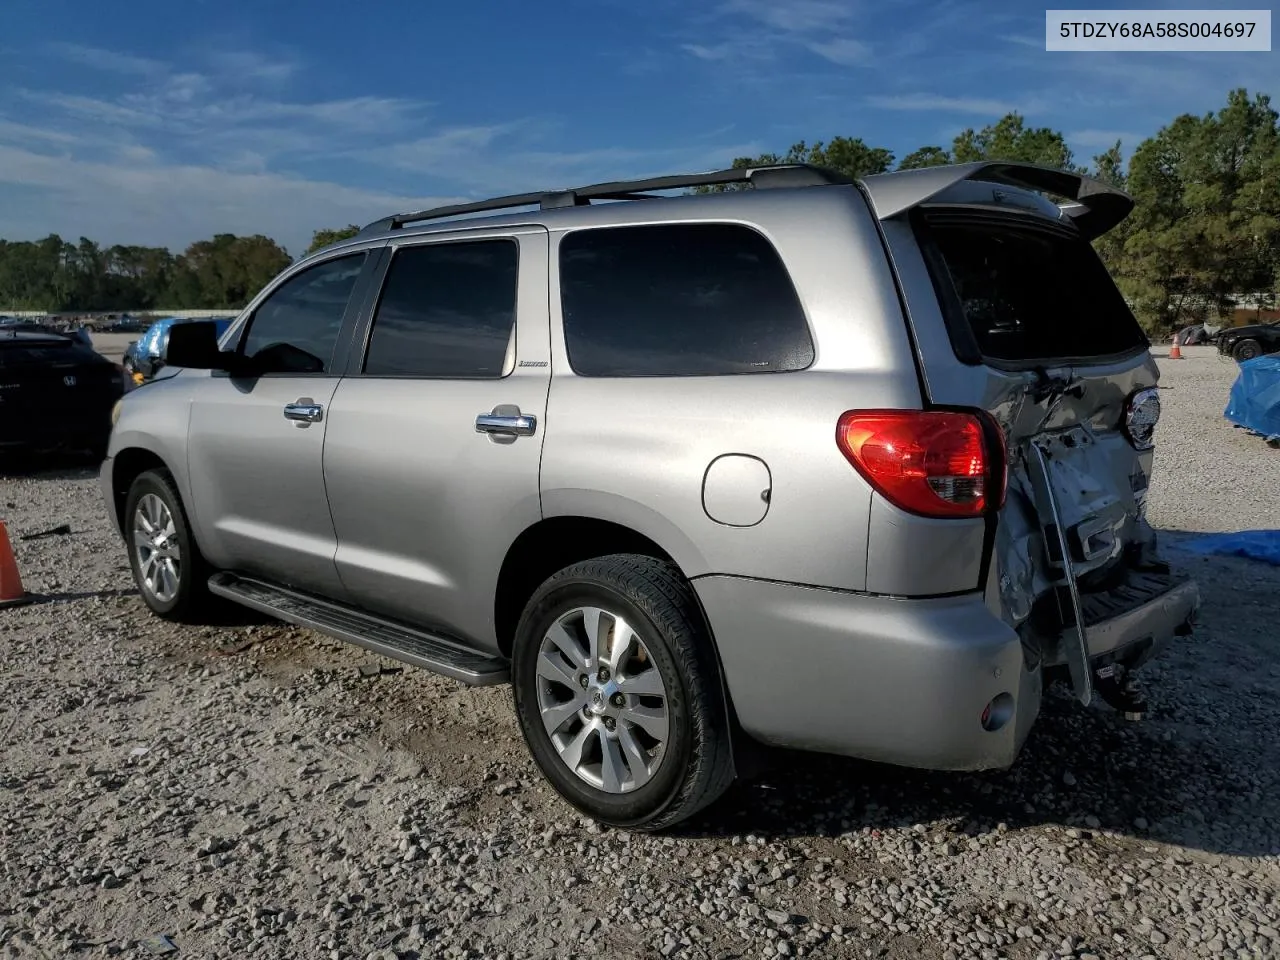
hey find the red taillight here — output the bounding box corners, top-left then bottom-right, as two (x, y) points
(836, 410), (1003, 519)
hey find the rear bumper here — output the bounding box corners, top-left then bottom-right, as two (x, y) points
(1048, 573), (1200, 670)
(694, 576), (1041, 772)
(697, 571), (1198, 773)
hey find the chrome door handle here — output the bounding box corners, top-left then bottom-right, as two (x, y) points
(475, 413), (536, 437)
(284, 400), (324, 424)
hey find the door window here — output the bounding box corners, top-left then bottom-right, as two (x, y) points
(239, 253), (366, 374)
(363, 239), (518, 378)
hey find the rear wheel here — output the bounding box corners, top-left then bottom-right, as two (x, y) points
(511, 554), (734, 830)
(124, 469), (213, 621)
(1234, 338), (1262, 362)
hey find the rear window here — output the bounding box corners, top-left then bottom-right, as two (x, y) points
(921, 215), (1147, 365)
(559, 222), (813, 377)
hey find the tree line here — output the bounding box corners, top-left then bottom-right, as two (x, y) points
(2, 88), (1276, 333)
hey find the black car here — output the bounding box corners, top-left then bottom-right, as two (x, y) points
(1217, 321), (1280, 362)
(0, 324), (125, 462)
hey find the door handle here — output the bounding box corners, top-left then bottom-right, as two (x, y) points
(475, 412), (536, 437)
(284, 400), (324, 425)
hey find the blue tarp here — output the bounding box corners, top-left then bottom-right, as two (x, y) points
(1178, 530), (1280, 567)
(1224, 355), (1280, 440)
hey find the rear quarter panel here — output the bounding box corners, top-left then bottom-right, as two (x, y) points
(540, 188), (922, 590)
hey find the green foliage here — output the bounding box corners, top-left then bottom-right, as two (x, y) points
(1107, 89), (1280, 331)
(4, 92), (1279, 332)
(0, 233), (291, 312)
(306, 225), (361, 255)
(898, 146), (952, 170)
(693, 136), (894, 191)
(950, 113), (1080, 171)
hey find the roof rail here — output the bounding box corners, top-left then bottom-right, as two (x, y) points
(357, 163), (850, 235)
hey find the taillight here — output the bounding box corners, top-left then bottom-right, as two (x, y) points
(836, 410), (1004, 519)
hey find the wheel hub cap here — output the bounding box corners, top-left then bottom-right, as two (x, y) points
(535, 605), (671, 794)
(132, 493), (182, 604)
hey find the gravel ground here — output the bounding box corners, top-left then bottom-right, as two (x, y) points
(2, 346), (1278, 960)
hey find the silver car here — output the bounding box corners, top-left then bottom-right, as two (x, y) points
(101, 161), (1199, 829)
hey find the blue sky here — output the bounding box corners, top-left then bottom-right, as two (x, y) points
(1, 0), (1276, 256)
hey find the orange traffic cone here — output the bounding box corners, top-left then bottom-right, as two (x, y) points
(0, 521), (31, 609)
(1169, 335), (1182, 360)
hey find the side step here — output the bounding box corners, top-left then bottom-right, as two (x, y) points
(207, 572), (510, 686)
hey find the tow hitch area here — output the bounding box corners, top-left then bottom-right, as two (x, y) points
(1092, 662), (1148, 721)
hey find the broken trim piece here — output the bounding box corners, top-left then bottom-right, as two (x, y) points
(1028, 441), (1093, 706)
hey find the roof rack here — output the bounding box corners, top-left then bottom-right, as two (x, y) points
(357, 163), (850, 235)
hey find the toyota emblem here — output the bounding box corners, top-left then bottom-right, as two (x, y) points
(63, 375), (77, 387)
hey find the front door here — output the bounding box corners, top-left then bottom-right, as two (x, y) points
(186, 249), (376, 599)
(323, 229), (550, 650)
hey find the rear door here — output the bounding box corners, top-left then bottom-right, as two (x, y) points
(323, 227), (551, 652)
(870, 168), (1180, 702)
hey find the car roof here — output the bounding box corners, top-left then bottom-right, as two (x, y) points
(297, 160), (1134, 267)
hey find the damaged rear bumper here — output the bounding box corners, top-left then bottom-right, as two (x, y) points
(1046, 571), (1201, 674)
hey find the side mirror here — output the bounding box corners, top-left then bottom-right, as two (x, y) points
(164, 320), (233, 371)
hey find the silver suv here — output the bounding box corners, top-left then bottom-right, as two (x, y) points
(102, 161), (1200, 829)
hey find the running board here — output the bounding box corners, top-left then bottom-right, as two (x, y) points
(207, 572), (510, 686)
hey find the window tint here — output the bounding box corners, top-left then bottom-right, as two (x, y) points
(240, 253), (365, 374)
(924, 217), (1147, 364)
(559, 223), (813, 377)
(364, 240), (518, 378)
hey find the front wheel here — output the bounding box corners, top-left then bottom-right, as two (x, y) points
(123, 469), (213, 621)
(511, 554), (734, 831)
(1234, 338), (1262, 362)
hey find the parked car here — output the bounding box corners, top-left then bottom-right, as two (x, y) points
(1, 323), (124, 462)
(1217, 320), (1280, 362)
(124, 316), (234, 385)
(101, 161), (1200, 829)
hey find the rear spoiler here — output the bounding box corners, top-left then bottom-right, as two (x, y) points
(859, 161), (1134, 240)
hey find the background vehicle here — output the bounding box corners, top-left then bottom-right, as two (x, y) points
(1217, 320), (1280, 361)
(124, 316), (233, 385)
(102, 161), (1198, 830)
(1, 323), (124, 463)
(1177, 323), (1219, 346)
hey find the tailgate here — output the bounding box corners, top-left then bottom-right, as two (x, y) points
(870, 170), (1197, 704)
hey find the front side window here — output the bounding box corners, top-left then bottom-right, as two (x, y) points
(559, 222), (814, 377)
(363, 239), (519, 378)
(240, 253), (366, 374)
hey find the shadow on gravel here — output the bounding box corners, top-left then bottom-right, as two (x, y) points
(0, 455), (102, 481)
(676, 532), (1280, 860)
(31, 587), (136, 603)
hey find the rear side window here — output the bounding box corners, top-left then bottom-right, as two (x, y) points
(922, 216), (1147, 365)
(559, 223), (813, 377)
(364, 239), (518, 378)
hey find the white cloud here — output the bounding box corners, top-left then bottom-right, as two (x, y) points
(866, 93), (1038, 115)
(207, 50), (298, 83)
(686, 0), (870, 68)
(722, 0), (854, 34)
(46, 42), (167, 76)
(0, 142), (460, 255)
(807, 37), (870, 65)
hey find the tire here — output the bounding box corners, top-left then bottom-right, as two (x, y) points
(511, 554), (734, 831)
(1233, 339), (1262, 362)
(123, 468), (213, 622)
